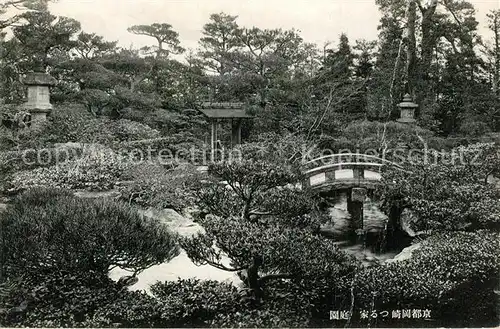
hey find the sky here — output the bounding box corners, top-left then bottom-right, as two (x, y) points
(49, 0), (500, 52)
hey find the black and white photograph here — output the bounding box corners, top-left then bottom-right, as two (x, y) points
(0, 0), (499, 328)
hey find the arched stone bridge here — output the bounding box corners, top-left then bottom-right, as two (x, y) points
(302, 153), (403, 242)
(302, 153), (403, 192)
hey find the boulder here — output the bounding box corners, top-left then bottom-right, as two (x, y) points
(140, 207), (203, 236)
(385, 242), (421, 263)
(400, 208), (418, 237)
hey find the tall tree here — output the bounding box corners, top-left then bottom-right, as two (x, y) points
(0, 0), (50, 30)
(418, 0), (439, 87)
(12, 10), (81, 71)
(231, 27), (308, 106)
(127, 23), (184, 95)
(73, 32), (117, 60)
(313, 33), (366, 123)
(199, 12), (240, 75)
(487, 10), (500, 95)
(353, 39), (377, 80)
(322, 33), (353, 80)
(406, 0), (417, 98)
(371, 0), (406, 119)
(127, 23), (184, 58)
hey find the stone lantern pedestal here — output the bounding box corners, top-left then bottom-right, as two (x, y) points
(22, 72), (57, 127)
(397, 93), (418, 124)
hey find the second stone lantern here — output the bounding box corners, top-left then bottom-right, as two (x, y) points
(397, 93), (418, 124)
(22, 72), (57, 127)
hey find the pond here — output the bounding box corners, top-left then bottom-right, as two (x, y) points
(320, 192), (401, 266)
(110, 197), (407, 292)
(109, 208), (241, 292)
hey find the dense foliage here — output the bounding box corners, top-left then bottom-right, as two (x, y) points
(378, 143), (500, 232)
(8, 146), (129, 192)
(0, 1), (499, 328)
(181, 160), (360, 314)
(119, 163), (202, 211)
(0, 1), (498, 139)
(350, 231), (499, 327)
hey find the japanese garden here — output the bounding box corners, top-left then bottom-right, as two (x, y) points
(0, 0), (499, 327)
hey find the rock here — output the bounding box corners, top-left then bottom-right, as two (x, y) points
(73, 190), (121, 199)
(140, 208), (203, 236)
(54, 142), (84, 149)
(196, 166), (208, 172)
(487, 175), (500, 190)
(117, 275), (139, 287)
(385, 243), (421, 263)
(0, 203), (7, 213)
(400, 209), (418, 237)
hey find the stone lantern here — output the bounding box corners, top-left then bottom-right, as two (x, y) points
(22, 72), (57, 126)
(397, 93), (418, 124)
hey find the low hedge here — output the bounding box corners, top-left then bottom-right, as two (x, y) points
(2, 276), (242, 328)
(115, 133), (208, 165)
(0, 144), (83, 175)
(8, 148), (129, 192)
(1, 188), (179, 281)
(150, 279), (241, 327)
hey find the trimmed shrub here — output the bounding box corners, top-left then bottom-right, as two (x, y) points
(109, 119), (161, 142)
(86, 289), (168, 328)
(459, 121), (492, 137)
(0, 270), (169, 328)
(211, 307), (310, 328)
(119, 163), (201, 211)
(31, 105), (160, 146)
(68, 118), (160, 146)
(0, 144), (83, 176)
(1, 271), (119, 327)
(45, 104), (95, 144)
(1, 188), (180, 280)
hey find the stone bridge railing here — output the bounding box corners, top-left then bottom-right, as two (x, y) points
(302, 153), (403, 191)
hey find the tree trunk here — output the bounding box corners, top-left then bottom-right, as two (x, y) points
(154, 40), (163, 94)
(494, 14), (500, 95)
(418, 0), (438, 117)
(386, 205), (405, 250)
(246, 255), (263, 301)
(420, 0), (438, 82)
(406, 0), (417, 99)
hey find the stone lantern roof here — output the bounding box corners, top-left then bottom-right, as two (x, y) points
(22, 72), (57, 86)
(398, 93), (418, 109)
